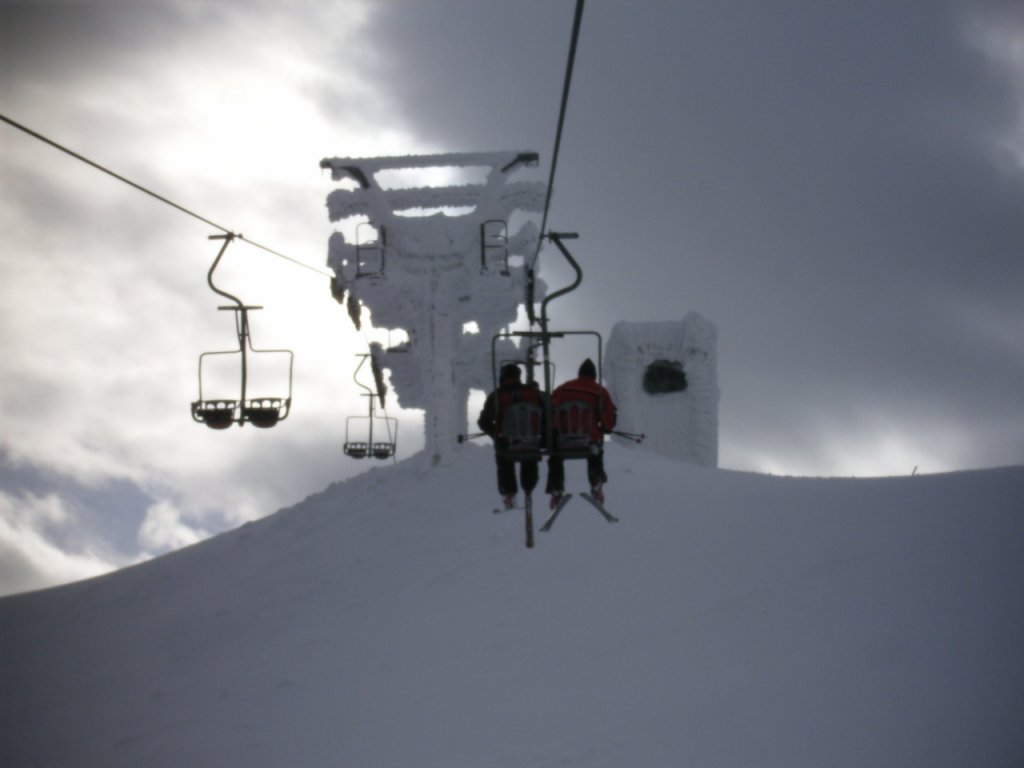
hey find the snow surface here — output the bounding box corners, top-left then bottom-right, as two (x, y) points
(2, 445), (1023, 767)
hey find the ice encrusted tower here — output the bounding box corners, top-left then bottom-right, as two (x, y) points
(605, 314), (719, 467)
(320, 152), (546, 463)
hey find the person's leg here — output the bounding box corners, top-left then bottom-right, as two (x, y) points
(586, 450), (607, 495)
(545, 456), (564, 495)
(497, 456), (518, 497)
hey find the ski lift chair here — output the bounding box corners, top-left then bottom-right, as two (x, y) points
(191, 307), (294, 429)
(342, 428), (398, 460)
(343, 353), (398, 459)
(343, 413), (398, 460)
(191, 234), (294, 430)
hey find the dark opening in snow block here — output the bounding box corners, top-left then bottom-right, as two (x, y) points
(605, 315), (719, 467)
(643, 359), (688, 395)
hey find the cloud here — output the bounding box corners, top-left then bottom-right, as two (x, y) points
(0, 490), (118, 596)
(138, 500), (207, 553)
(0, 0), (434, 589)
(962, 1), (1024, 168)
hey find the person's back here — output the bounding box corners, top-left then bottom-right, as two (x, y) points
(551, 358), (617, 441)
(546, 358), (617, 505)
(479, 369), (545, 445)
(478, 364), (543, 508)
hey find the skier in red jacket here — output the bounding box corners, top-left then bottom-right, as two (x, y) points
(545, 358), (617, 507)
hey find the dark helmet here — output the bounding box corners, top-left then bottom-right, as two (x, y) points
(500, 363), (522, 383)
(578, 358), (597, 379)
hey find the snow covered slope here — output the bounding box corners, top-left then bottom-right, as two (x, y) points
(2, 446), (1023, 767)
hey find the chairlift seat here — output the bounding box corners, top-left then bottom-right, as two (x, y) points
(553, 400), (597, 459)
(244, 397), (288, 429)
(344, 442), (369, 459)
(192, 400), (237, 430)
(372, 442), (396, 460)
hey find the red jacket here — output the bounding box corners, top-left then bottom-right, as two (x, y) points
(551, 376), (617, 442)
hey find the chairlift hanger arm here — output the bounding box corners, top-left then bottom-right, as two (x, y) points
(206, 233), (244, 309)
(539, 232), (582, 330)
(351, 354), (376, 399)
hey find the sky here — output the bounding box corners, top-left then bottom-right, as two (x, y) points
(1, 0), (1023, 594)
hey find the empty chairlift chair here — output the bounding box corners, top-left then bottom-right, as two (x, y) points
(343, 352), (398, 460)
(191, 233), (294, 430)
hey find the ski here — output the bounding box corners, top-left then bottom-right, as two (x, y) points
(525, 495), (534, 549)
(539, 493), (574, 532)
(492, 505), (522, 514)
(580, 492), (619, 523)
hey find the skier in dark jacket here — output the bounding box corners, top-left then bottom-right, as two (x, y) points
(478, 363), (545, 509)
(545, 358), (617, 507)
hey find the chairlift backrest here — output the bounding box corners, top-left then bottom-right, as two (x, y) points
(344, 441), (369, 459)
(244, 398), (289, 429)
(554, 399), (595, 456)
(372, 443), (396, 460)
(501, 401), (543, 457)
(192, 399), (236, 430)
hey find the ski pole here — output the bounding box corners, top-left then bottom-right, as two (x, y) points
(612, 430), (646, 443)
(458, 432), (487, 443)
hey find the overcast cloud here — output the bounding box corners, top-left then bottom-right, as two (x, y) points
(1, 0), (1022, 595)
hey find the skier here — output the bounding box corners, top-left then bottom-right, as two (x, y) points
(546, 358), (617, 508)
(478, 363), (544, 509)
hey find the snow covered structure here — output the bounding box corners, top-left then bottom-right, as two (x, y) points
(320, 152), (546, 462)
(605, 314), (719, 467)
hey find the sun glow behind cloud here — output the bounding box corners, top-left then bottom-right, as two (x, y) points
(0, 0), (437, 594)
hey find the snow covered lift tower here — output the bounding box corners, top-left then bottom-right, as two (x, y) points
(320, 152), (546, 463)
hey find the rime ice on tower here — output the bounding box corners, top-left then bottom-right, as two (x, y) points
(605, 314), (720, 467)
(320, 152), (546, 463)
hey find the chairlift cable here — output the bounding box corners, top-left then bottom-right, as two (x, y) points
(0, 112), (331, 278)
(526, 0), (584, 327)
(535, 0), (585, 253)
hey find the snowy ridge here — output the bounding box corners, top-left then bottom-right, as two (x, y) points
(3, 447), (1023, 767)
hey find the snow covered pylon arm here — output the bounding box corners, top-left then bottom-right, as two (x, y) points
(320, 152), (545, 224)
